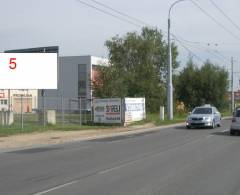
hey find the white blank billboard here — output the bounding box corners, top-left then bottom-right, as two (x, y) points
(0, 53), (57, 89)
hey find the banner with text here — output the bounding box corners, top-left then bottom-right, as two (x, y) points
(93, 98), (122, 123)
(124, 98), (146, 123)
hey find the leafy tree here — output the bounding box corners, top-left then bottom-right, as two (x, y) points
(93, 27), (179, 112)
(176, 59), (229, 110)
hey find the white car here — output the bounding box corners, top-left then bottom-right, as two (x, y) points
(186, 105), (221, 129)
(230, 108), (240, 135)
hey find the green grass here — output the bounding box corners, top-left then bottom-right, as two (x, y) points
(221, 110), (232, 117)
(131, 113), (187, 126)
(0, 110), (232, 137)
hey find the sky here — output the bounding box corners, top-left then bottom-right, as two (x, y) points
(0, 0), (240, 89)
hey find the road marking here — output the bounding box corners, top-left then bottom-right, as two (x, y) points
(98, 160), (138, 174)
(33, 127), (228, 194)
(33, 180), (79, 195)
(221, 129), (229, 133)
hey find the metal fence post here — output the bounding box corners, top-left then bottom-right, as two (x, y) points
(79, 97), (82, 126)
(21, 95), (23, 129)
(61, 96), (64, 126)
(91, 99), (93, 123)
(84, 99), (86, 124)
(41, 90), (45, 127)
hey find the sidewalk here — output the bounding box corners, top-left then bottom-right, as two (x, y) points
(0, 122), (186, 152)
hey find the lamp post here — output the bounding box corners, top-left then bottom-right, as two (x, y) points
(167, 0), (188, 120)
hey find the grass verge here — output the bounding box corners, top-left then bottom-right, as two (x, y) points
(0, 110), (232, 137)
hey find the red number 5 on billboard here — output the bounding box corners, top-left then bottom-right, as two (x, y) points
(9, 58), (17, 70)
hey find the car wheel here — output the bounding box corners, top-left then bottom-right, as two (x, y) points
(230, 130), (235, 136)
(186, 126), (191, 129)
(211, 121), (215, 129)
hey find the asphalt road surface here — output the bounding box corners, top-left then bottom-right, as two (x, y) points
(0, 119), (239, 195)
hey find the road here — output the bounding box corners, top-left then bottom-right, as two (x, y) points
(0, 119), (239, 195)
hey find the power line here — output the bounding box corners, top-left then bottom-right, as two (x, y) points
(76, 0), (233, 65)
(75, 0), (142, 28)
(88, 0), (151, 27)
(76, 0), (204, 63)
(171, 32), (230, 64)
(176, 35), (230, 63)
(170, 37), (240, 46)
(171, 34), (205, 63)
(209, 0), (240, 32)
(191, 0), (240, 42)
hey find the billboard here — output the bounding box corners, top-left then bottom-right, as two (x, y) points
(93, 98), (146, 124)
(0, 53), (57, 89)
(93, 98), (122, 123)
(124, 98), (146, 123)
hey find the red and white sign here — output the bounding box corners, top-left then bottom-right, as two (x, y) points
(93, 98), (122, 123)
(0, 93), (5, 98)
(0, 53), (57, 89)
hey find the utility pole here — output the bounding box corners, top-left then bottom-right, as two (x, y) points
(231, 57), (234, 113)
(42, 48), (46, 127)
(167, 17), (173, 120)
(167, 0), (188, 120)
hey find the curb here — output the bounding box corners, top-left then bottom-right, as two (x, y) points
(0, 117), (232, 153)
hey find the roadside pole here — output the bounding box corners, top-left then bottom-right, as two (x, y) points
(231, 57), (234, 113)
(79, 97), (82, 126)
(21, 94), (23, 129)
(42, 89), (45, 127)
(61, 96), (64, 126)
(42, 48), (46, 127)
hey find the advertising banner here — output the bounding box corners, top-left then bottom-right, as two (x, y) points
(93, 98), (122, 123)
(0, 53), (57, 89)
(124, 98), (146, 123)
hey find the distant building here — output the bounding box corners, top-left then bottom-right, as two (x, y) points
(38, 55), (108, 111)
(0, 89), (38, 113)
(227, 90), (240, 101)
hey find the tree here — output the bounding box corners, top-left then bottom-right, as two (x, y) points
(175, 59), (229, 110)
(92, 27), (179, 112)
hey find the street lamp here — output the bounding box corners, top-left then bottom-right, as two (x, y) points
(167, 0), (189, 120)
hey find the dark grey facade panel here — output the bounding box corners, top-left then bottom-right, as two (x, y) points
(4, 46), (59, 53)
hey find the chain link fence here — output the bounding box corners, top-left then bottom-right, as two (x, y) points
(0, 96), (93, 129)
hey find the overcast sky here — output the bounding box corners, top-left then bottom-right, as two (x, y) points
(0, 0), (240, 88)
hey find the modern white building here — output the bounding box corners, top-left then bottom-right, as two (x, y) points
(38, 55), (108, 111)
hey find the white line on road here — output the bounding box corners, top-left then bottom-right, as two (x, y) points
(33, 180), (79, 195)
(33, 128), (231, 194)
(221, 129), (229, 133)
(98, 160), (138, 174)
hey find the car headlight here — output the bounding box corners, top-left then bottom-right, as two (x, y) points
(203, 117), (212, 122)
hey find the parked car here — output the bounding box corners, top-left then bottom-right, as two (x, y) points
(230, 108), (240, 135)
(186, 105), (221, 129)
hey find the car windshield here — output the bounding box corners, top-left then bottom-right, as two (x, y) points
(193, 108), (212, 114)
(235, 110), (240, 117)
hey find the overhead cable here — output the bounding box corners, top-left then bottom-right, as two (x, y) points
(191, 0), (240, 41)
(75, 0), (142, 27)
(209, 0), (240, 32)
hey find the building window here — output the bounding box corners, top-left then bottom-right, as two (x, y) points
(0, 100), (7, 105)
(78, 64), (87, 97)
